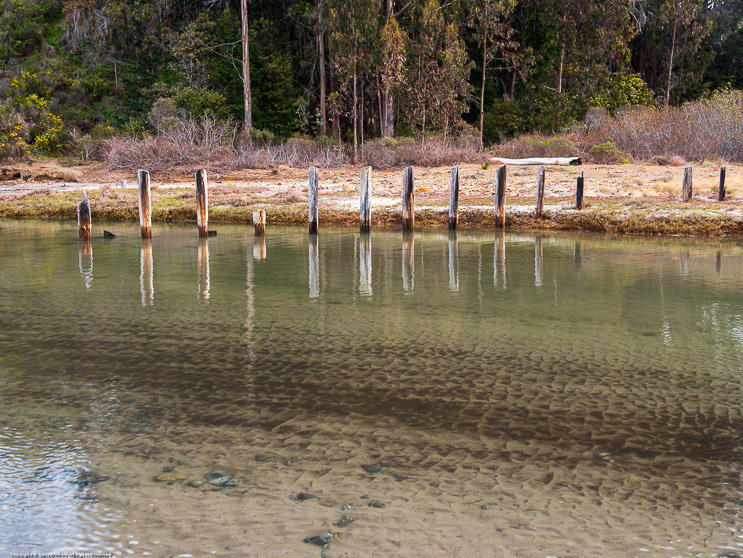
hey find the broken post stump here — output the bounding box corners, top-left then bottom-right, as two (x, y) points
(495, 165), (507, 227)
(575, 172), (584, 210)
(682, 166), (693, 201)
(77, 191), (91, 240)
(138, 169), (152, 239)
(253, 209), (266, 235)
(719, 167), (727, 201)
(402, 166), (414, 231)
(449, 165), (460, 230)
(195, 169), (208, 237)
(309, 166), (319, 234)
(103, 230), (116, 239)
(360, 166), (372, 232)
(536, 166), (545, 218)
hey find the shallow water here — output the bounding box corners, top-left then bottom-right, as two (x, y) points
(1, 221), (743, 557)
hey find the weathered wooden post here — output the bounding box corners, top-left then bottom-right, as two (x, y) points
(534, 235), (543, 287)
(402, 166), (414, 231)
(138, 169), (152, 239)
(140, 240), (154, 306)
(309, 166), (319, 234)
(535, 166), (545, 218)
(449, 165), (460, 230)
(448, 232), (459, 292)
(402, 232), (414, 293)
(309, 235), (320, 298)
(495, 165), (507, 227)
(253, 209), (266, 235)
(359, 233), (372, 296)
(195, 169), (208, 237)
(360, 166), (372, 232)
(718, 167), (727, 201)
(575, 172), (584, 210)
(682, 166), (693, 201)
(77, 191), (91, 240)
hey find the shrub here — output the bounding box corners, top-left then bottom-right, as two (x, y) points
(588, 141), (628, 164)
(494, 133), (582, 159)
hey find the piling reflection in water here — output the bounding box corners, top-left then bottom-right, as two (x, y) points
(535, 235), (544, 287)
(139, 239), (153, 306)
(402, 232), (414, 294)
(359, 234), (372, 297)
(253, 235), (266, 260)
(448, 233), (459, 293)
(494, 232), (506, 288)
(198, 238), (210, 300)
(78, 240), (93, 290)
(309, 235), (320, 298)
(574, 241), (582, 271)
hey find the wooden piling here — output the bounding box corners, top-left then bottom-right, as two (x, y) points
(495, 165), (507, 227)
(360, 166), (372, 232)
(535, 166), (545, 218)
(138, 169), (152, 239)
(309, 166), (319, 234)
(77, 191), (91, 240)
(195, 169), (208, 237)
(449, 165), (460, 230)
(682, 166), (693, 201)
(718, 167), (727, 201)
(402, 166), (414, 231)
(575, 172), (584, 210)
(253, 209), (266, 235)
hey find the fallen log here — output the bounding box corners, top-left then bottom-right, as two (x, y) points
(490, 157), (582, 166)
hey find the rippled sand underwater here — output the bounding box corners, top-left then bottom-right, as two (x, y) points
(1, 222), (742, 557)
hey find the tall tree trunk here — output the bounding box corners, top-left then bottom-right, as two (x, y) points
(666, 12), (678, 106)
(241, 0), (252, 129)
(317, 1), (327, 134)
(382, 0), (394, 137)
(360, 73), (364, 146)
(377, 72), (383, 136)
(479, 32), (487, 151)
(557, 45), (565, 96)
(353, 59), (358, 162)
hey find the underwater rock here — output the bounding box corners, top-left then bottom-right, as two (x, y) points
(291, 492), (317, 502)
(204, 471), (224, 480)
(333, 515), (358, 527)
(209, 476), (238, 487)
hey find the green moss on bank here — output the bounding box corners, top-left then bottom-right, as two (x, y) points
(2, 188), (742, 236)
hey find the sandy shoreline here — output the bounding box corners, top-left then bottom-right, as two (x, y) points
(2, 160), (743, 235)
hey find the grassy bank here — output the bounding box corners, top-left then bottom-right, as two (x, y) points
(2, 186), (743, 236)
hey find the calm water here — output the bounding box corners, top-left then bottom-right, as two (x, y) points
(1, 221), (743, 557)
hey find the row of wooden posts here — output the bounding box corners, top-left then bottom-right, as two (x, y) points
(76, 164), (729, 240)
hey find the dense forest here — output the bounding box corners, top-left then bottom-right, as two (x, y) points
(0, 0), (741, 163)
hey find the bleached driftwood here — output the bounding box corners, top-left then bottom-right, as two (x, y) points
(490, 157), (582, 166)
